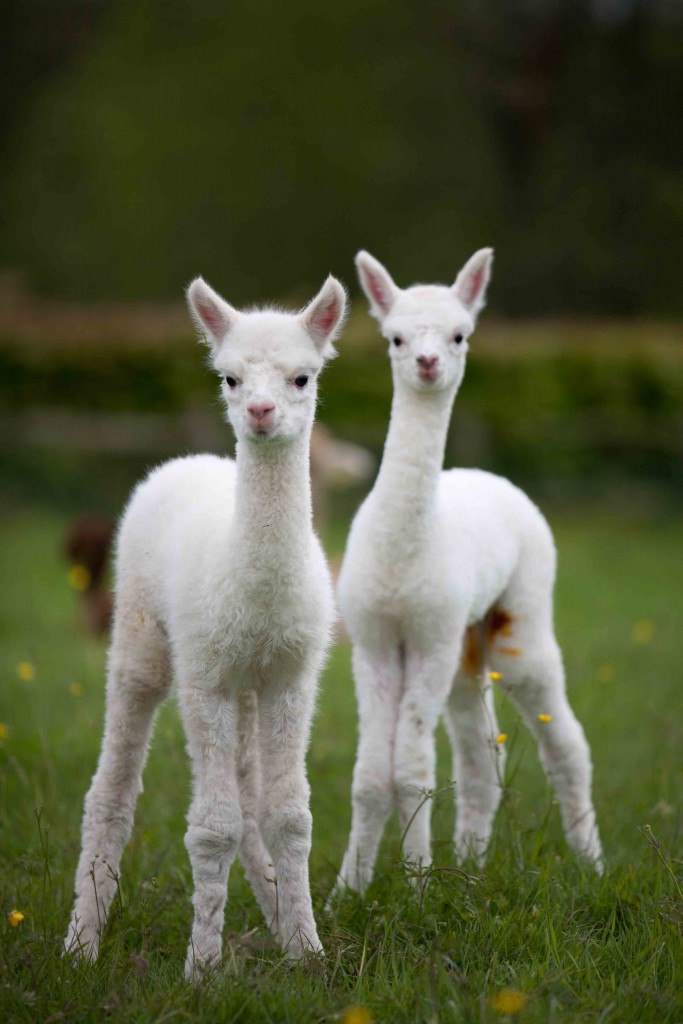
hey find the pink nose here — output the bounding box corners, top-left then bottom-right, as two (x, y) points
(247, 401), (276, 429)
(417, 355), (439, 371)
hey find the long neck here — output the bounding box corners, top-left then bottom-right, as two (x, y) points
(373, 375), (456, 537)
(232, 428), (313, 572)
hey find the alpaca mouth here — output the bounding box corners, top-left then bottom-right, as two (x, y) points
(417, 367), (441, 384)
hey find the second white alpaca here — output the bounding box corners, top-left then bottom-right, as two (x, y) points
(336, 249), (602, 894)
(65, 274), (346, 976)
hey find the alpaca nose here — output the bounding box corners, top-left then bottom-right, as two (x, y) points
(247, 401), (276, 429)
(416, 355), (440, 381)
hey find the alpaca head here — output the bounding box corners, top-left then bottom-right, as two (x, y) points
(355, 248), (493, 395)
(187, 276), (347, 443)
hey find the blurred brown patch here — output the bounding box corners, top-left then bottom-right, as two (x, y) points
(64, 514), (115, 635)
(460, 624), (485, 677)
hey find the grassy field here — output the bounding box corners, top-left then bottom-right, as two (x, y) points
(1, 504), (682, 1023)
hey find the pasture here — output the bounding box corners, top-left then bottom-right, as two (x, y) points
(1, 502), (681, 1023)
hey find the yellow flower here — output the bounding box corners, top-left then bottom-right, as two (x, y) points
(68, 682), (84, 698)
(340, 1007), (373, 1024)
(538, 713), (552, 724)
(68, 564), (91, 592)
(16, 662), (35, 682)
(489, 671), (503, 681)
(596, 664), (615, 683)
(632, 619), (655, 645)
(489, 988), (527, 1015)
(8, 910), (25, 927)
(496, 733), (508, 745)
(0, 723), (8, 741)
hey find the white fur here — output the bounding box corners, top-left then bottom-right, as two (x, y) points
(335, 250), (602, 894)
(65, 275), (347, 977)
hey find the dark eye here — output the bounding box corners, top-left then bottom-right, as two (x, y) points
(392, 337), (403, 348)
(294, 375), (309, 389)
(453, 333), (464, 345)
(225, 375), (237, 389)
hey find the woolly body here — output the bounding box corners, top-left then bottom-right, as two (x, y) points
(336, 249), (602, 893)
(65, 276), (347, 977)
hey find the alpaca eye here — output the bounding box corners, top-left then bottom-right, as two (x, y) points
(392, 337), (403, 348)
(453, 333), (464, 345)
(225, 376), (238, 389)
(294, 375), (309, 389)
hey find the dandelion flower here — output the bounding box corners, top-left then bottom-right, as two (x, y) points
(340, 1007), (373, 1024)
(496, 733), (508, 745)
(596, 664), (614, 684)
(68, 564), (91, 592)
(489, 671), (503, 681)
(8, 910), (25, 928)
(0, 723), (8, 741)
(489, 988), (527, 1015)
(538, 713), (552, 724)
(16, 662), (35, 682)
(68, 682), (84, 698)
(632, 619), (655, 645)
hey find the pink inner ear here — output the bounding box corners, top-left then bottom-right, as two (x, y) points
(312, 297), (339, 336)
(366, 269), (389, 312)
(196, 297), (226, 337)
(465, 263), (486, 307)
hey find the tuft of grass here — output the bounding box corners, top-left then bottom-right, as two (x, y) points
(1, 506), (682, 1023)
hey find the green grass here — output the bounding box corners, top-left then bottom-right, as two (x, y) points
(1, 505), (682, 1023)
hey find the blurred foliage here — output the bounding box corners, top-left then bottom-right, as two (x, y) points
(1, 315), (681, 511)
(2, 0), (683, 313)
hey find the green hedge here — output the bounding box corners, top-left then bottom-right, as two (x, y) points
(2, 327), (682, 495)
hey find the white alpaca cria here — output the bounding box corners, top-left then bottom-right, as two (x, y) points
(335, 249), (602, 893)
(65, 274), (347, 977)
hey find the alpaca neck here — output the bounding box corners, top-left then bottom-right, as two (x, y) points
(373, 377), (456, 540)
(232, 429), (313, 573)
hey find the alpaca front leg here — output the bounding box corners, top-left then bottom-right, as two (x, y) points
(336, 641), (402, 895)
(180, 686), (244, 980)
(258, 681), (322, 958)
(394, 644), (459, 873)
(65, 627), (170, 961)
(444, 673), (505, 864)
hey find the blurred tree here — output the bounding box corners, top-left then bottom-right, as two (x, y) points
(1, 0), (682, 313)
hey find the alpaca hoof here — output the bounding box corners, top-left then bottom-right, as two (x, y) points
(184, 945), (222, 983)
(63, 921), (100, 963)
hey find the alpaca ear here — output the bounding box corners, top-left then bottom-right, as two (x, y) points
(300, 275), (347, 357)
(355, 250), (400, 319)
(452, 248), (493, 319)
(186, 276), (239, 351)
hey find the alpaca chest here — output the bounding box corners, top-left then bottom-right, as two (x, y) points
(195, 568), (333, 686)
(339, 533), (466, 644)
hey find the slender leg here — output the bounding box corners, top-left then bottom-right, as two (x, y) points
(444, 664), (506, 864)
(336, 641), (403, 895)
(65, 610), (170, 960)
(180, 684), (244, 979)
(394, 640), (462, 872)
(235, 690), (277, 931)
(257, 678), (321, 958)
(488, 611), (603, 867)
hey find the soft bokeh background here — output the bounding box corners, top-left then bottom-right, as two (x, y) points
(1, 3), (682, 1020)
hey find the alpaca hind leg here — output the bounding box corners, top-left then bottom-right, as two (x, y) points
(65, 611), (170, 960)
(235, 690), (277, 931)
(444, 650), (506, 864)
(181, 684), (244, 979)
(488, 609), (603, 867)
(394, 641), (461, 873)
(258, 679), (321, 958)
(336, 641), (403, 895)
